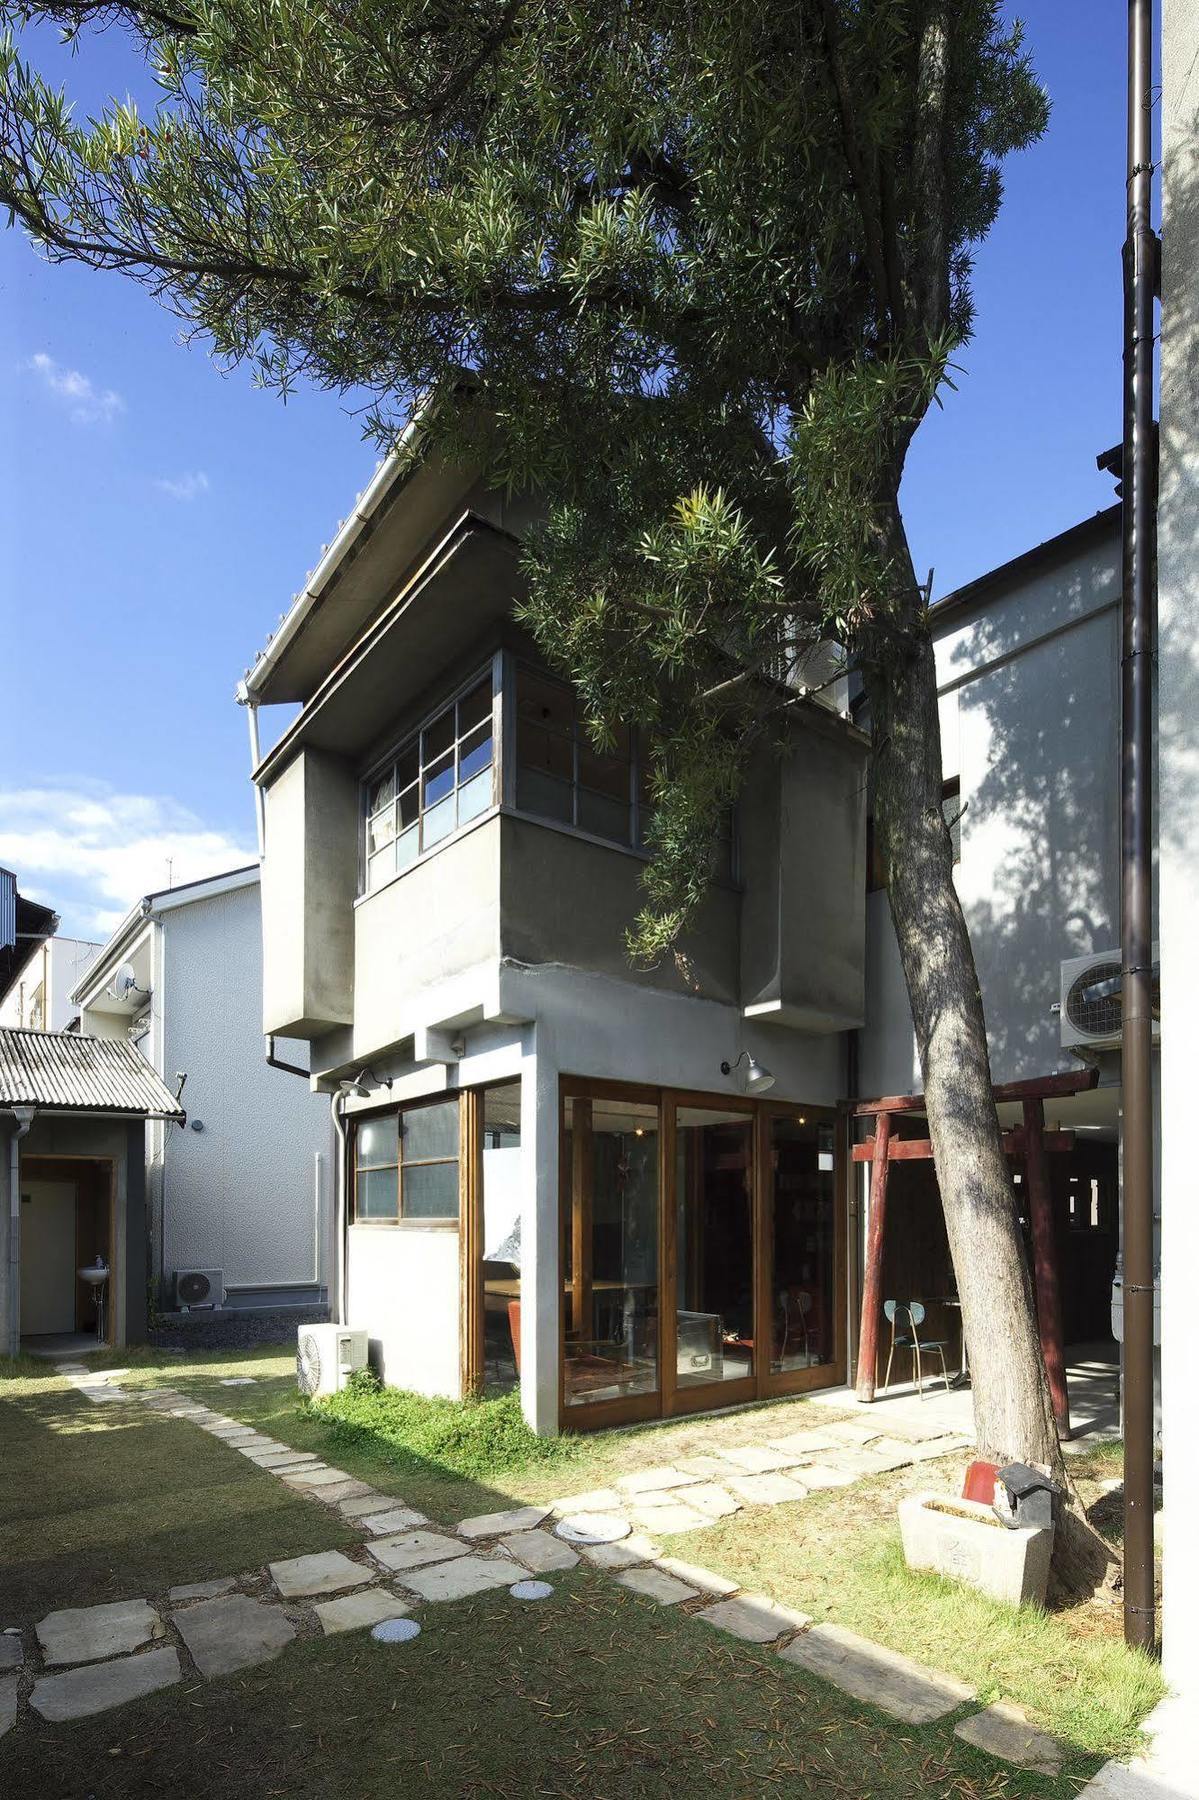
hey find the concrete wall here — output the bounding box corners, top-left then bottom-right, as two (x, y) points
(860, 520), (1123, 1096)
(346, 1224), (461, 1396)
(262, 748), (358, 1036)
(1159, 0), (1199, 1714)
(160, 881), (331, 1299)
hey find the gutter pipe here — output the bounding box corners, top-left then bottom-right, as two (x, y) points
(1121, 0), (1158, 1655)
(265, 1035), (310, 1080)
(236, 682), (266, 857)
(330, 1092), (348, 1324)
(6, 1105), (35, 1358)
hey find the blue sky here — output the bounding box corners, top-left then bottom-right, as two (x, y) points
(1, 4), (1132, 937)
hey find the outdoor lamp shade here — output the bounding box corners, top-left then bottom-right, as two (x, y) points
(721, 1051), (775, 1093)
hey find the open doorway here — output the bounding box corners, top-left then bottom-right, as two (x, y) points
(19, 1157), (114, 1346)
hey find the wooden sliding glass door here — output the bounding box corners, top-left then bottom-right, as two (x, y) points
(560, 1080), (844, 1428)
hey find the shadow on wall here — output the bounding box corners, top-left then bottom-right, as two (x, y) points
(944, 544), (1122, 1084)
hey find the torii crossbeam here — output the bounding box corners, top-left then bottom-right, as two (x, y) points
(849, 1067), (1101, 1434)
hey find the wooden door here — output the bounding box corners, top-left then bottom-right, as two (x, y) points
(19, 1179), (78, 1335)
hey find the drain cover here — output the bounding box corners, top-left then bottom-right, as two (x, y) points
(372, 1617), (421, 1644)
(510, 1580), (554, 1601)
(555, 1512), (631, 1545)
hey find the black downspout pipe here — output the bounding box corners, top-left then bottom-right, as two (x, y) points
(1121, 0), (1158, 1655)
(265, 1035), (310, 1080)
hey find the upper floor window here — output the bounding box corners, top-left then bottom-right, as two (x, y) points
(365, 673), (495, 891)
(515, 668), (644, 848)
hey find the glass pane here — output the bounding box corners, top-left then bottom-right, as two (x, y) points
(422, 793), (456, 848)
(395, 746), (419, 793)
(578, 743), (629, 801)
(423, 705), (455, 764)
(562, 1094), (659, 1408)
(770, 1114), (836, 1373)
(517, 717), (573, 783)
(423, 749), (454, 810)
(517, 669), (574, 737)
(403, 1100), (459, 1162)
(368, 804), (396, 854)
(482, 1082), (522, 1396)
(368, 769), (395, 815)
(356, 1166), (398, 1220)
(403, 1161), (459, 1220)
(577, 788), (630, 844)
(458, 768), (492, 825)
(396, 822), (419, 870)
(459, 720), (493, 784)
(675, 1109), (754, 1387)
(458, 676), (493, 737)
(515, 767), (573, 824)
(367, 846), (395, 891)
(358, 1118), (397, 1167)
(398, 781), (420, 829)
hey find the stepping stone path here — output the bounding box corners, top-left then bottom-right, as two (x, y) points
(368, 1530), (470, 1574)
(30, 1650), (181, 1721)
(698, 1593), (812, 1643)
(655, 1558), (739, 1597)
(628, 1501), (709, 1535)
(37, 1599), (163, 1667)
(401, 1555), (531, 1604)
(457, 1505), (548, 1539)
(173, 1594), (295, 1679)
(269, 1551), (374, 1599)
(0, 1675), (16, 1737)
(577, 1536), (659, 1570)
(724, 1473), (809, 1507)
(359, 1505), (429, 1535)
(0, 1633), (23, 1671)
(954, 1701), (1067, 1775)
(614, 1566), (698, 1606)
(168, 1578), (236, 1604)
(499, 1529), (579, 1573)
(778, 1623), (977, 1723)
(315, 1589), (411, 1636)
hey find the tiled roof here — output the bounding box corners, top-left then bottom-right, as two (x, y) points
(0, 1028), (185, 1117)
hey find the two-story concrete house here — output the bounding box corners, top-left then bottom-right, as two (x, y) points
(241, 442), (869, 1434)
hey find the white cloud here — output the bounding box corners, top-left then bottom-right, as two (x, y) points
(155, 470), (210, 502)
(27, 352), (125, 426)
(0, 782), (256, 940)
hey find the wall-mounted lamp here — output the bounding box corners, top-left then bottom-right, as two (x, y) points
(720, 1051), (775, 1094)
(338, 1066), (391, 1100)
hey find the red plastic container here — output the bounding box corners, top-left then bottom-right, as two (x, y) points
(961, 1459), (1000, 1505)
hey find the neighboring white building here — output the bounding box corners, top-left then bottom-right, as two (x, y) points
(0, 933), (103, 1033)
(74, 866), (333, 1316)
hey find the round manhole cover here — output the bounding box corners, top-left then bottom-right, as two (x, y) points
(510, 1580), (555, 1600)
(372, 1617), (421, 1644)
(554, 1512), (631, 1545)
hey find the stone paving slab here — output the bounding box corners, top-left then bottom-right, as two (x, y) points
(866, 1418), (959, 1444)
(680, 1483), (741, 1520)
(613, 1567), (698, 1606)
(457, 1505), (549, 1539)
(548, 1488), (623, 1515)
(628, 1501), (709, 1535)
(719, 1446), (804, 1475)
(315, 1588), (412, 1637)
(796, 1463), (861, 1490)
(282, 1465), (347, 1487)
(31, 1649), (181, 1722)
(359, 1505), (430, 1534)
(698, 1593), (812, 1643)
(246, 1450), (323, 1470)
(173, 1594), (295, 1679)
(0, 1633), (22, 1671)
(368, 1530), (471, 1574)
(674, 1454), (743, 1478)
(824, 1423), (884, 1447)
(499, 1530), (580, 1573)
(311, 1480), (376, 1505)
(654, 1558), (739, 1596)
(0, 1674), (16, 1737)
(578, 1537), (660, 1570)
(896, 1436), (971, 1463)
(338, 1493), (396, 1518)
(724, 1473), (809, 1507)
(616, 1467), (700, 1495)
(37, 1599), (163, 1667)
(269, 1551), (374, 1599)
(168, 1578), (236, 1604)
(778, 1624), (977, 1723)
(954, 1701), (1067, 1774)
(401, 1556), (528, 1604)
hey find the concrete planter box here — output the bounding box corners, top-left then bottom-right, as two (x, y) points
(898, 1491), (1053, 1608)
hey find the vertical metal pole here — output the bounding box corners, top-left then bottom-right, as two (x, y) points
(854, 1109), (892, 1402)
(1121, 0), (1158, 1654)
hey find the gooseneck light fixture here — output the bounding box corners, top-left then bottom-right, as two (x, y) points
(720, 1050), (775, 1094)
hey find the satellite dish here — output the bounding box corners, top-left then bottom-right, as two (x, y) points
(110, 962), (143, 1002)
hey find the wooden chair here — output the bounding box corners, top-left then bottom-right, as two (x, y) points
(882, 1300), (950, 1398)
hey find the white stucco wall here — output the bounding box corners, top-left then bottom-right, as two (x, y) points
(159, 880), (331, 1296)
(346, 1223), (461, 1397)
(1159, 0), (1199, 1718)
(860, 518), (1123, 1096)
(0, 937), (102, 1032)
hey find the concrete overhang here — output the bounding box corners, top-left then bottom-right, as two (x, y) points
(253, 514), (523, 785)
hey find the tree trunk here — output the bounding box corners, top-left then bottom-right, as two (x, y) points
(860, 527), (1063, 1480)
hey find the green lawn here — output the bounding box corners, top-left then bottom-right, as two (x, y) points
(0, 1357), (355, 1623)
(0, 1566), (1107, 1800)
(41, 1343), (1162, 1765)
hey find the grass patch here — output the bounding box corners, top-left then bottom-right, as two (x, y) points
(0, 1566), (1105, 1800)
(318, 1371), (585, 1482)
(656, 1464), (1164, 1761)
(0, 1356), (355, 1622)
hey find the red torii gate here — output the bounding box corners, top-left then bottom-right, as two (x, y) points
(850, 1066), (1100, 1434)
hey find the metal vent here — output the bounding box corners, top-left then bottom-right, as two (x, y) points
(1065, 960), (1124, 1038)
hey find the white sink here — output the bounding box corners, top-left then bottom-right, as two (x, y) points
(77, 1264), (108, 1287)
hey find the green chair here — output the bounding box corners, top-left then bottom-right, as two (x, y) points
(883, 1300), (951, 1398)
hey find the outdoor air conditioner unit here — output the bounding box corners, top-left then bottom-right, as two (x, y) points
(1059, 945), (1160, 1051)
(174, 1267), (224, 1310)
(297, 1324), (369, 1399)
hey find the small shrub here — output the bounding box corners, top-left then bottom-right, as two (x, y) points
(312, 1372), (585, 1481)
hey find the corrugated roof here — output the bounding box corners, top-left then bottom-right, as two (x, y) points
(0, 1028), (185, 1117)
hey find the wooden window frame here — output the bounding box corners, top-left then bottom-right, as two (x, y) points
(349, 1094), (464, 1229)
(459, 1078), (524, 1399)
(557, 1076), (846, 1432)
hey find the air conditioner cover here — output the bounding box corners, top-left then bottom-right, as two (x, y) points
(1060, 945), (1160, 1050)
(174, 1267), (224, 1309)
(297, 1324), (369, 1398)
